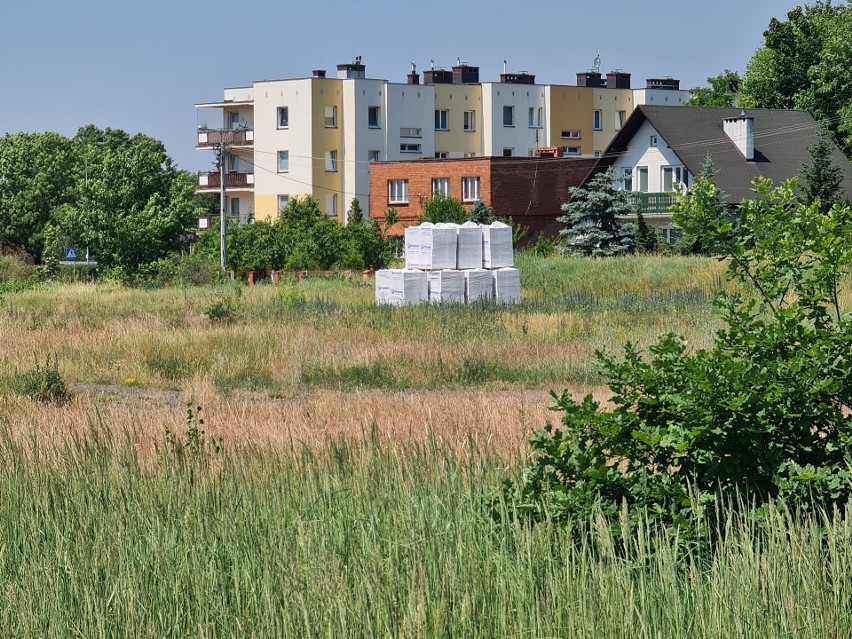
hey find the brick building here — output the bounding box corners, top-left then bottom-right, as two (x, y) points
(369, 156), (597, 237)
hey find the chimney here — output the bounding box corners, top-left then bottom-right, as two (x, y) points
(337, 56), (366, 79)
(407, 61), (420, 84)
(452, 63), (479, 84)
(606, 71), (631, 89)
(577, 71), (603, 87)
(312, 69), (326, 79)
(723, 110), (755, 160)
(424, 69), (453, 84)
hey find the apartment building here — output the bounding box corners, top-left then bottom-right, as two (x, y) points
(195, 57), (688, 224)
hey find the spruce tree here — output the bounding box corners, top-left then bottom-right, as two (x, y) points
(557, 168), (635, 257)
(800, 137), (845, 214)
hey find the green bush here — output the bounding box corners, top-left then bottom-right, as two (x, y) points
(507, 177), (852, 538)
(204, 286), (242, 324)
(13, 356), (72, 404)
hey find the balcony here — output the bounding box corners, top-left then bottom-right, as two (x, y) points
(198, 171), (255, 190)
(627, 192), (678, 215)
(196, 128), (254, 149)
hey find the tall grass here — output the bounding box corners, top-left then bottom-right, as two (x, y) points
(0, 427), (848, 637)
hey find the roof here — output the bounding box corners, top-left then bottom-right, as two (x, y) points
(597, 105), (852, 202)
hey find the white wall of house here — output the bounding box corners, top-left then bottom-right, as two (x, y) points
(610, 120), (691, 193)
(482, 83), (547, 157)
(385, 83), (435, 162)
(342, 78), (387, 219)
(633, 89), (690, 107)
(252, 79), (314, 209)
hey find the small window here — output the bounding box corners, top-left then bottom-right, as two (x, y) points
(502, 148), (513, 157)
(463, 110), (476, 132)
(434, 152), (448, 159)
(368, 106), (380, 128)
(325, 194), (337, 217)
(593, 110), (602, 130)
(324, 105), (337, 128)
(228, 155), (240, 172)
(561, 130), (581, 139)
(528, 107), (542, 128)
(230, 197), (240, 218)
(432, 177), (450, 196)
(637, 167), (649, 193)
(616, 167), (632, 191)
(400, 143), (421, 153)
(616, 110), (626, 130)
(650, 135), (658, 147)
(229, 111), (240, 130)
(400, 127), (422, 138)
(434, 109), (449, 131)
(278, 194), (290, 211)
(502, 105), (514, 127)
(277, 150), (289, 173)
(277, 107), (289, 128)
(388, 179), (409, 204)
(368, 150), (381, 163)
(325, 150), (337, 172)
(565, 147), (580, 155)
(462, 176), (480, 202)
(593, 150), (602, 158)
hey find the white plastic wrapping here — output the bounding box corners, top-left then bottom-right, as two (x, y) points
(464, 269), (494, 303)
(482, 221), (514, 269)
(493, 267), (521, 304)
(457, 221), (484, 270)
(427, 270), (466, 304)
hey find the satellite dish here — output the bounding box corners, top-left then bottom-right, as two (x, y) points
(240, 116), (247, 128)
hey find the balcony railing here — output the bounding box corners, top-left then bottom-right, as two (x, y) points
(627, 192), (678, 215)
(196, 128), (254, 148)
(198, 171), (255, 189)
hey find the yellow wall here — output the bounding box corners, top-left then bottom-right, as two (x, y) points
(433, 83), (483, 157)
(547, 86), (594, 155)
(311, 79), (345, 222)
(592, 88), (633, 154)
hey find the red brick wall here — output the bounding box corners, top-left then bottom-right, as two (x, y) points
(370, 156), (597, 237)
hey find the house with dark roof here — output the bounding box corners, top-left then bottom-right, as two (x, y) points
(591, 105), (852, 242)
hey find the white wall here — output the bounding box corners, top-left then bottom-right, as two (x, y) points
(633, 89), (690, 107)
(343, 78), (387, 219)
(482, 83), (547, 156)
(385, 83), (435, 162)
(610, 120), (690, 192)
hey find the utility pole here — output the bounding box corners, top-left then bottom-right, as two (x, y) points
(218, 141), (228, 273)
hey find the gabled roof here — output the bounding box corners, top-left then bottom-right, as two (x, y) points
(597, 105), (852, 202)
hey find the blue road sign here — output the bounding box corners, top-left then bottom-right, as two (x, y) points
(65, 247), (78, 261)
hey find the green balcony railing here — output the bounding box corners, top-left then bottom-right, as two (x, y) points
(627, 192), (678, 215)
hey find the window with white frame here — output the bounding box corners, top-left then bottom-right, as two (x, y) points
(325, 150), (337, 171)
(434, 152), (448, 158)
(616, 167), (632, 191)
(229, 111), (240, 130)
(388, 179), (409, 204)
(561, 130), (581, 139)
(462, 176), (480, 202)
(528, 107), (542, 128)
(277, 107), (289, 128)
(463, 152), (476, 158)
(463, 110), (475, 131)
(636, 167), (649, 193)
(432, 177), (450, 196)
(593, 110), (602, 130)
(325, 194), (337, 217)
(277, 150), (289, 173)
(434, 109), (449, 131)
(564, 146), (580, 155)
(616, 110), (626, 130)
(503, 105), (514, 127)
(400, 143), (421, 153)
(278, 194), (290, 211)
(662, 166), (689, 192)
(228, 155), (240, 172)
(503, 148), (513, 157)
(324, 105), (337, 128)
(650, 135), (658, 147)
(400, 127), (421, 138)
(368, 106), (380, 128)
(230, 197), (240, 218)
(368, 150), (381, 163)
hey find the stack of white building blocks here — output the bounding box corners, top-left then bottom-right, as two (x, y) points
(375, 221), (520, 306)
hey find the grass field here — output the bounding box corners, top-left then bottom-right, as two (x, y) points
(2, 253), (851, 636)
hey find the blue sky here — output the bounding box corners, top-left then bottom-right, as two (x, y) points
(1, 0), (801, 173)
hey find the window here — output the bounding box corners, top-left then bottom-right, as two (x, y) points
(368, 150), (381, 163)
(434, 109), (449, 131)
(229, 111), (240, 130)
(616, 110), (626, 130)
(277, 107), (289, 128)
(593, 150), (602, 158)
(434, 152), (448, 158)
(324, 105), (337, 128)
(637, 167), (648, 193)
(565, 147), (580, 155)
(662, 166), (689, 191)
(228, 155), (240, 172)
(400, 143), (421, 153)
(388, 179), (409, 204)
(278, 194), (290, 211)
(463, 152), (476, 158)
(400, 127), (422, 138)
(230, 197), (240, 218)
(325, 150), (337, 172)
(368, 106), (380, 128)
(463, 110), (476, 132)
(502, 105), (514, 127)
(674, 166), (689, 186)
(277, 150), (289, 173)
(462, 176), (480, 202)
(650, 135), (658, 147)
(561, 130), (581, 139)
(528, 107), (542, 128)
(432, 177), (450, 196)
(502, 148), (513, 157)
(616, 167), (632, 191)
(325, 194), (337, 217)
(593, 110), (602, 130)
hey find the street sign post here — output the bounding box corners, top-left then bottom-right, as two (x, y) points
(65, 248), (78, 261)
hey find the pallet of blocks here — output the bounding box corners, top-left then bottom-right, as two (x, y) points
(404, 223), (457, 270)
(375, 269), (428, 306)
(427, 270), (466, 304)
(493, 267), (521, 303)
(464, 268), (494, 303)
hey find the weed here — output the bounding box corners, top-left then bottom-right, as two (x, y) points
(12, 355), (72, 404)
(204, 286), (242, 324)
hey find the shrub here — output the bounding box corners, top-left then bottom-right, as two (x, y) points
(204, 286), (242, 324)
(13, 356), (72, 404)
(506, 177), (852, 538)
